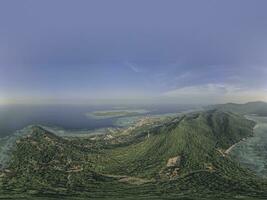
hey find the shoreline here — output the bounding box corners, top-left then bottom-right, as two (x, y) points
(225, 142), (239, 154)
(225, 119), (258, 155)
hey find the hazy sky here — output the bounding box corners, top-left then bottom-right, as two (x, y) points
(0, 0), (267, 104)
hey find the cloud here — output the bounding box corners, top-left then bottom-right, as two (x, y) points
(164, 84), (227, 96)
(223, 89), (267, 103)
(125, 62), (142, 73)
(162, 84), (267, 104)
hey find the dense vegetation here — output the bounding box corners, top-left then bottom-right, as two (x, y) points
(0, 109), (267, 199)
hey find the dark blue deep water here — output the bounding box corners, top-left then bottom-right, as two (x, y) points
(0, 104), (198, 137)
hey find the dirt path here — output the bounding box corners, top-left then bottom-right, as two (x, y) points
(104, 174), (154, 185)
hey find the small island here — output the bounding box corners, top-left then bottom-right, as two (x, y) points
(86, 109), (149, 119)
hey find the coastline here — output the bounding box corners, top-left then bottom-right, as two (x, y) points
(225, 142), (239, 154)
(225, 119), (258, 155)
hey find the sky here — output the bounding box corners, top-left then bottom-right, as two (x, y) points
(0, 0), (267, 105)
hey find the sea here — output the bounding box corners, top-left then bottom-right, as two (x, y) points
(0, 104), (198, 137)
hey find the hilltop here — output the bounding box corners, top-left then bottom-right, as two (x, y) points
(0, 109), (267, 199)
(208, 101), (267, 116)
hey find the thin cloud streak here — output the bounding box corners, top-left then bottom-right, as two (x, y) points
(163, 84), (267, 104)
(124, 62), (142, 73)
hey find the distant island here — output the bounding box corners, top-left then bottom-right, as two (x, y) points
(86, 109), (149, 119)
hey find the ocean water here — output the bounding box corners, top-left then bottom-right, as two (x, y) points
(0, 104), (198, 137)
(230, 116), (267, 178)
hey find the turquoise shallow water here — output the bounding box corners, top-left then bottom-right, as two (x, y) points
(230, 116), (267, 178)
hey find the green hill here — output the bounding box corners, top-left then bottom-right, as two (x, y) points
(1, 109), (267, 199)
(208, 101), (267, 116)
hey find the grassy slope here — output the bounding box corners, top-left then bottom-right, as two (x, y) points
(97, 110), (255, 177)
(1, 109), (267, 199)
